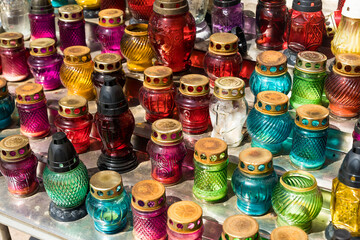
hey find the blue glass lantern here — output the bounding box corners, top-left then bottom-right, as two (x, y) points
(0, 78), (14, 129)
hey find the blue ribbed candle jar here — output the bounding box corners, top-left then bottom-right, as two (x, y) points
(86, 170), (130, 234)
(247, 91), (293, 155)
(250, 51), (292, 98)
(0, 78), (15, 129)
(290, 104), (329, 170)
(231, 147), (278, 215)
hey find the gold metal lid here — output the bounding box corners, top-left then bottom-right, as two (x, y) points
(270, 226), (308, 240)
(0, 32), (24, 48)
(167, 201), (203, 233)
(30, 38), (57, 57)
(295, 104), (329, 130)
(255, 91), (289, 115)
(90, 170), (124, 200)
(58, 95), (88, 118)
(209, 33), (238, 55)
(153, 0), (189, 15)
(0, 135), (31, 162)
(64, 46), (92, 64)
(255, 51), (288, 76)
(179, 74), (210, 96)
(238, 148), (273, 175)
(59, 5), (84, 22)
(280, 170), (318, 192)
(125, 24), (149, 37)
(143, 66), (173, 89)
(222, 215), (259, 240)
(333, 53), (360, 76)
(151, 119), (183, 145)
(98, 9), (124, 27)
(94, 53), (122, 73)
(131, 180), (166, 212)
(194, 137), (228, 164)
(15, 83), (45, 104)
(0, 78), (9, 99)
(295, 51), (327, 73)
(214, 77), (245, 100)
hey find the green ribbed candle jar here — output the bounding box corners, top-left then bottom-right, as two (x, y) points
(192, 137), (228, 202)
(272, 170), (323, 232)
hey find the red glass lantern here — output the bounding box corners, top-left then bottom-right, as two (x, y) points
(287, 0), (325, 53)
(101, 0), (126, 13)
(139, 66), (176, 123)
(175, 74), (210, 134)
(128, 0), (155, 23)
(148, 0), (196, 73)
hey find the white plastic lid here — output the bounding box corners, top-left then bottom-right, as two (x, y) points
(342, 0), (360, 19)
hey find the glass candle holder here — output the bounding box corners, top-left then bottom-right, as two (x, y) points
(0, 78), (15, 129)
(203, 33), (243, 88)
(290, 51), (327, 109)
(193, 137), (228, 202)
(15, 83), (50, 138)
(132, 180), (167, 240)
(28, 38), (63, 91)
(93, 53), (125, 98)
(58, 5), (86, 51)
(210, 77), (248, 147)
(272, 170), (323, 232)
(101, 0), (126, 13)
(330, 142), (360, 237)
(147, 119), (187, 185)
(86, 170), (130, 234)
(175, 74), (210, 134)
(232, 147), (278, 216)
(290, 104), (329, 170)
(96, 9), (125, 56)
(331, 0), (360, 56)
(75, 0), (101, 18)
(0, 135), (39, 197)
(212, 0), (244, 33)
(148, 0), (196, 73)
(247, 91), (293, 155)
(286, 0), (325, 53)
(325, 10), (342, 38)
(120, 24), (154, 72)
(250, 51), (291, 98)
(50, 0), (68, 8)
(29, 0), (56, 41)
(55, 95), (93, 154)
(255, 0), (287, 50)
(270, 226), (308, 240)
(60, 46), (96, 101)
(325, 54), (360, 118)
(43, 132), (89, 222)
(0, 32), (29, 82)
(95, 76), (138, 173)
(128, 0), (155, 23)
(139, 66), (176, 123)
(167, 201), (204, 240)
(220, 215), (260, 240)
(188, 0), (210, 41)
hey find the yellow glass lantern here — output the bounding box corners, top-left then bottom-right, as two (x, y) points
(60, 46), (96, 100)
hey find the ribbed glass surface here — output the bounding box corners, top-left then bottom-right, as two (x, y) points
(86, 190), (130, 234)
(0, 48), (29, 82)
(193, 160), (228, 202)
(231, 169), (277, 215)
(43, 162), (89, 209)
(290, 125), (327, 170)
(0, 95), (15, 129)
(290, 69), (327, 109)
(272, 171), (323, 232)
(132, 206), (167, 240)
(331, 16), (360, 55)
(250, 72), (292, 98)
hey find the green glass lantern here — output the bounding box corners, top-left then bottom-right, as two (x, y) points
(43, 132), (89, 222)
(272, 170), (323, 232)
(290, 51), (328, 109)
(193, 137), (228, 202)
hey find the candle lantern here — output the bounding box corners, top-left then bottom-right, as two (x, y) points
(128, 0), (156, 24)
(188, 0), (211, 41)
(29, 0), (56, 41)
(86, 170), (130, 234)
(220, 215), (260, 240)
(270, 226), (308, 240)
(15, 83), (51, 138)
(0, 78), (15, 129)
(95, 76), (138, 173)
(43, 132), (89, 222)
(212, 0), (244, 33)
(0, 135), (39, 197)
(28, 38), (63, 91)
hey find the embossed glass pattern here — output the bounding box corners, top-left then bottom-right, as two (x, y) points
(132, 205), (167, 239)
(58, 20), (86, 51)
(167, 226), (204, 240)
(29, 13), (56, 40)
(331, 16), (360, 56)
(0, 47), (29, 82)
(128, 0), (155, 22)
(250, 72), (292, 97)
